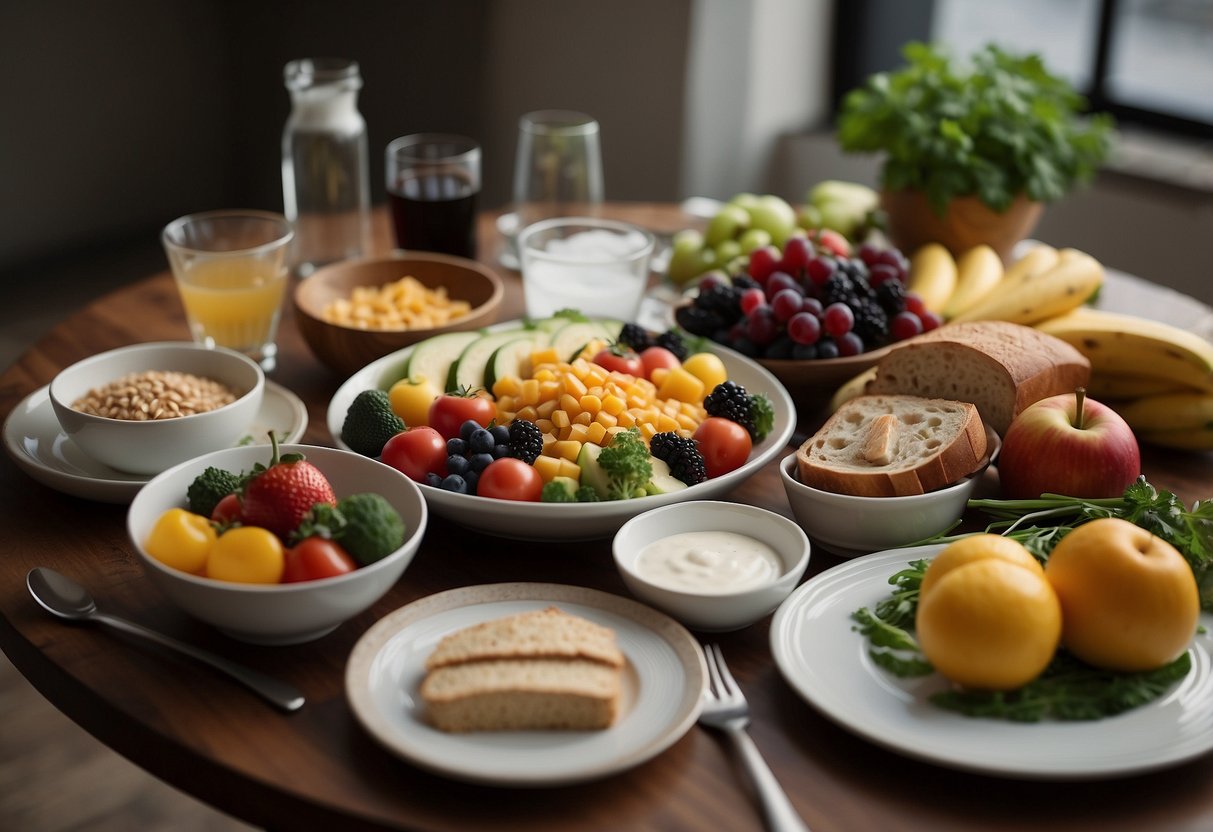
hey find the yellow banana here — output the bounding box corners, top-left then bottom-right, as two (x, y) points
(907, 243), (958, 314)
(1084, 373), (1199, 400)
(951, 247), (1102, 325)
(829, 366), (878, 413)
(1037, 307), (1213, 391)
(1136, 425), (1213, 452)
(1002, 244), (1061, 284)
(943, 245), (1003, 320)
(1116, 392), (1213, 432)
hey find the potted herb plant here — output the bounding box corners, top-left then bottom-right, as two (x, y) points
(836, 42), (1114, 262)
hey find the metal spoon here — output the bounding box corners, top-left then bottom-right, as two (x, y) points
(26, 567), (305, 713)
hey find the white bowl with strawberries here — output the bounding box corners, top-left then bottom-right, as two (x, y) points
(127, 439), (427, 644)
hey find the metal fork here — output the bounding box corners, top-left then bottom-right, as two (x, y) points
(699, 643), (810, 832)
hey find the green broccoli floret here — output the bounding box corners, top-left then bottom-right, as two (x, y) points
(186, 466), (241, 517)
(541, 480), (577, 503)
(334, 493), (406, 565)
(597, 428), (653, 501)
(341, 389), (405, 457)
(575, 485), (601, 502)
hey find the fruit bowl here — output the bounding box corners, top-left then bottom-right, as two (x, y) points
(758, 347), (892, 414)
(294, 252), (505, 376)
(326, 320), (797, 540)
(127, 444), (428, 644)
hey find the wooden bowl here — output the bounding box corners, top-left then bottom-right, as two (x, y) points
(758, 345), (892, 418)
(294, 252), (504, 376)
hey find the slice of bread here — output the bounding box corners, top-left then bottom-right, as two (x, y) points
(421, 606), (625, 732)
(796, 394), (988, 497)
(424, 606), (624, 671)
(421, 658), (621, 732)
(865, 321), (1090, 436)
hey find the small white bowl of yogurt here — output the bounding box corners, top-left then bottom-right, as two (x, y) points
(613, 501), (810, 632)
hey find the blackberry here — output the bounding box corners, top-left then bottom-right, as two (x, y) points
(618, 322), (654, 352)
(731, 274), (760, 292)
(875, 279), (907, 316)
(697, 284), (744, 317)
(852, 299), (889, 346)
(506, 419), (544, 464)
(675, 305), (724, 337)
(655, 329), (689, 361)
(650, 432), (707, 485)
(703, 381), (755, 437)
(822, 273), (860, 307)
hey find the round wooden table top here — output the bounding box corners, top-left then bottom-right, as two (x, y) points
(3, 205), (1213, 832)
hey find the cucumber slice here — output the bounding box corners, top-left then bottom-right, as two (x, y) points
(576, 442), (610, 500)
(549, 321), (612, 363)
(484, 334), (548, 392)
(598, 319), (626, 340)
(401, 331), (482, 391)
(645, 457), (689, 495)
(448, 329), (533, 392)
(529, 315), (574, 333)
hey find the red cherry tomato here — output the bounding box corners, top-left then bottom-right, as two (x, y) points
(282, 537), (357, 583)
(210, 493), (243, 525)
(428, 393), (496, 440)
(593, 346), (643, 377)
(638, 346), (680, 380)
(381, 426), (448, 482)
(693, 417), (752, 479)
(476, 458), (543, 501)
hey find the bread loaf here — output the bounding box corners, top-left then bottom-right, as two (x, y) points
(865, 321), (1090, 435)
(421, 606), (623, 732)
(797, 394), (988, 497)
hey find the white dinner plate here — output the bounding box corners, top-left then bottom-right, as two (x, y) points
(345, 582), (706, 787)
(770, 544), (1213, 780)
(326, 318), (796, 540)
(2, 381), (308, 504)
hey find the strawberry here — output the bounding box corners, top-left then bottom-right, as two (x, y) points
(240, 434), (336, 540)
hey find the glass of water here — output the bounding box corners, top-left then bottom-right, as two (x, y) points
(517, 217), (655, 321)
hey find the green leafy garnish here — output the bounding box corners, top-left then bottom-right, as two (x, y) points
(597, 428), (653, 500)
(836, 42), (1114, 215)
(750, 393), (775, 442)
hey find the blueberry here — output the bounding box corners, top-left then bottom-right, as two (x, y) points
(446, 437), (467, 456)
(464, 470), (480, 494)
(469, 452), (494, 473)
(424, 472), (443, 488)
(791, 342), (819, 361)
(490, 425), (510, 446)
(446, 454), (469, 476)
(492, 443), (511, 458)
(816, 338), (840, 359)
(440, 474), (468, 494)
(459, 419), (481, 441)
(468, 427), (495, 454)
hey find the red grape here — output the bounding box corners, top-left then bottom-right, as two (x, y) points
(805, 256), (836, 286)
(739, 287), (766, 316)
(771, 289), (804, 322)
(890, 311), (924, 341)
(747, 246), (781, 283)
(746, 307), (779, 346)
(823, 302), (855, 337)
(781, 237), (814, 273)
(765, 271), (800, 299)
(857, 243), (882, 266)
(787, 312), (821, 345)
(868, 263), (900, 286)
(904, 292), (927, 317)
(697, 271), (727, 293)
(919, 311), (944, 332)
(836, 332), (864, 357)
(801, 297), (824, 318)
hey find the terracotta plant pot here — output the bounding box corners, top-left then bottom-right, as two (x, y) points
(881, 189), (1044, 264)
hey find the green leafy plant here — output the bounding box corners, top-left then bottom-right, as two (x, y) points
(837, 42), (1114, 215)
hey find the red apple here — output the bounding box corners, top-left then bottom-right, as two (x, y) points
(998, 389), (1141, 500)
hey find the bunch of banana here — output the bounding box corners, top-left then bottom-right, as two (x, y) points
(905, 242), (1103, 326)
(1036, 307), (1213, 450)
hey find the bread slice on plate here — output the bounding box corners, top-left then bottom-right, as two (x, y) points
(421, 606), (625, 732)
(865, 320), (1090, 436)
(421, 658), (621, 732)
(797, 394), (988, 497)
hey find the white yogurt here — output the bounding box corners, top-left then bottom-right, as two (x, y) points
(634, 531), (783, 594)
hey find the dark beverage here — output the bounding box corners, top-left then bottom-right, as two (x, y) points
(387, 171), (478, 259)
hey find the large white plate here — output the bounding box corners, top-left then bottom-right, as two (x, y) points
(345, 583), (707, 786)
(326, 319), (796, 539)
(771, 544), (1213, 780)
(2, 381), (308, 504)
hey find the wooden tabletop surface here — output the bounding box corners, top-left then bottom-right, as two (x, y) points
(2, 204), (1213, 832)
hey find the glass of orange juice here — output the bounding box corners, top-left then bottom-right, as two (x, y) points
(161, 210), (295, 371)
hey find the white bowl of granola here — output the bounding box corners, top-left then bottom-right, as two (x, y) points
(49, 341), (264, 475)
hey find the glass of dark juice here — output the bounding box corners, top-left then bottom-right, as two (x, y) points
(386, 134), (480, 259)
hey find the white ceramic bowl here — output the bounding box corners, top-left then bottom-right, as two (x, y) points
(326, 319), (797, 540)
(613, 501), (810, 632)
(50, 341), (265, 475)
(779, 430), (999, 557)
(127, 443), (427, 645)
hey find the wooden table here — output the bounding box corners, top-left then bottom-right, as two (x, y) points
(3, 205), (1213, 832)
